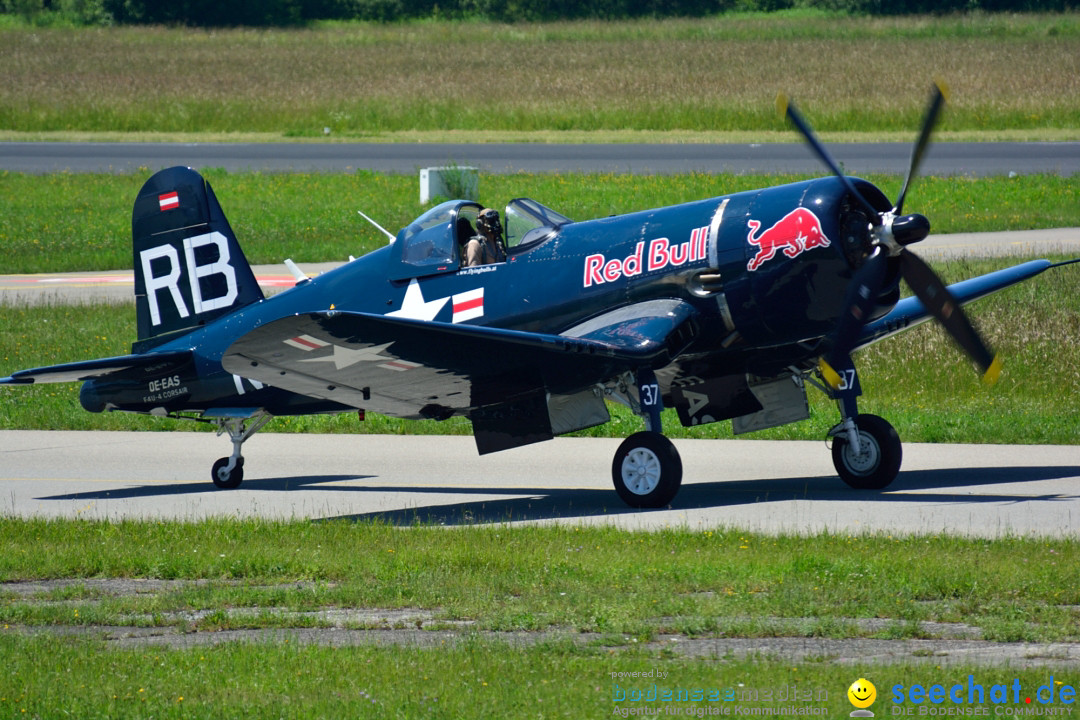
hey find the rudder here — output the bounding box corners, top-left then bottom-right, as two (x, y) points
(132, 167), (264, 352)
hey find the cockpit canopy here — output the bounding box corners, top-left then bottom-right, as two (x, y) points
(389, 198), (572, 281)
(504, 197), (573, 249)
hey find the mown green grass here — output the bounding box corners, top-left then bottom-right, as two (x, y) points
(1, 519), (1077, 639)
(3, 636), (1073, 719)
(2, 13), (1078, 137)
(1, 171), (1078, 274)
(1, 520), (1079, 718)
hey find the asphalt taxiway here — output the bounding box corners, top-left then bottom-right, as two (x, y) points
(3, 431), (1078, 537)
(3, 141), (1079, 176)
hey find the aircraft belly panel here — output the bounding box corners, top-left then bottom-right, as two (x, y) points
(732, 376), (809, 435)
(669, 374), (762, 428)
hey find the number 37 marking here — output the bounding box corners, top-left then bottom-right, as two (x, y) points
(641, 383), (661, 407)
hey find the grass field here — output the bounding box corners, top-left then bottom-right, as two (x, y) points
(1, 171), (1078, 273)
(5, 636), (1073, 718)
(5, 520), (1078, 641)
(1, 519), (1078, 717)
(2, 12), (1079, 139)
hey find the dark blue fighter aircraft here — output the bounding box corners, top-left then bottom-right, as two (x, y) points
(3, 84), (1074, 507)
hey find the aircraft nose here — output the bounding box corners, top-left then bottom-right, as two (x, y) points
(892, 213), (931, 246)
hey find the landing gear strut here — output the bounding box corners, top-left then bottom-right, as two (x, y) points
(210, 413), (272, 489)
(611, 369), (683, 508)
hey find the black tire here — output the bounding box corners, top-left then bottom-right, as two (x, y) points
(211, 456), (245, 489)
(831, 414), (902, 490)
(612, 431), (683, 508)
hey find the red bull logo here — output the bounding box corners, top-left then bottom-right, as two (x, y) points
(583, 226), (710, 288)
(746, 208), (831, 272)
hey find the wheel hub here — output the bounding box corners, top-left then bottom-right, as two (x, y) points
(622, 448), (661, 495)
(842, 432), (881, 475)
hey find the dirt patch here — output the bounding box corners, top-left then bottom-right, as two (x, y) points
(4, 624), (1079, 668)
(4, 579), (1079, 668)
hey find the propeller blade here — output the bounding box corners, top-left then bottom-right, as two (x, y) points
(900, 250), (1002, 385)
(821, 247), (889, 389)
(776, 93), (882, 224)
(895, 79), (949, 215)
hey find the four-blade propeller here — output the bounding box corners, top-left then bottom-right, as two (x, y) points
(779, 81), (1002, 389)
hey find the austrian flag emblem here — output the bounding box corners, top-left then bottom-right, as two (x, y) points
(158, 192), (180, 212)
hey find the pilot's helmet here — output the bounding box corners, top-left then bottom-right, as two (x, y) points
(477, 207), (501, 235)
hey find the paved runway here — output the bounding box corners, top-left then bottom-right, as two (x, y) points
(3, 141), (1078, 175)
(2, 431), (1078, 537)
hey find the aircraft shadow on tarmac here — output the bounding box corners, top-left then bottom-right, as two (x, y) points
(37, 475), (374, 501)
(38, 464), (1080, 525)
(320, 465), (1080, 525)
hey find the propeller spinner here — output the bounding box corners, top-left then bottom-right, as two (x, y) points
(780, 81), (1002, 389)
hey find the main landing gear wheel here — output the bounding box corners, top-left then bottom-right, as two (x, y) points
(209, 413), (270, 490)
(612, 431), (682, 508)
(212, 456), (245, 489)
(831, 413), (902, 490)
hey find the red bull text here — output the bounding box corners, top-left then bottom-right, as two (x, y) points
(583, 226), (710, 288)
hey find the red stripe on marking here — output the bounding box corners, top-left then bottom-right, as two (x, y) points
(453, 297), (484, 313)
(381, 360), (420, 371)
(159, 192), (180, 211)
(290, 336), (323, 350)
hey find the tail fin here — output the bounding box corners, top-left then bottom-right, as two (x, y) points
(132, 167), (263, 352)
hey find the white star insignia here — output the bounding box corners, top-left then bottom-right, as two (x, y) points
(301, 341), (395, 370)
(385, 279), (449, 321)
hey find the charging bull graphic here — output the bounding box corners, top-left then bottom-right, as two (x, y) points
(746, 207), (832, 271)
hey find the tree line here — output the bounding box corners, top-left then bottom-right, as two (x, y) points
(3, 0), (1075, 26)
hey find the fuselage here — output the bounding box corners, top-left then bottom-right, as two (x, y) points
(82, 175), (891, 418)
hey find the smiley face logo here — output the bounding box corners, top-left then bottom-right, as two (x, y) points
(847, 678), (877, 709)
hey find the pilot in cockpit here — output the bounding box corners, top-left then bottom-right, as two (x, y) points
(463, 208), (507, 267)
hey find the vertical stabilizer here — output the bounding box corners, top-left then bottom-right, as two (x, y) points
(132, 167), (264, 351)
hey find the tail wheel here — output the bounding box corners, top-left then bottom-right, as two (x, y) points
(831, 413), (901, 490)
(612, 431), (682, 508)
(212, 457), (245, 489)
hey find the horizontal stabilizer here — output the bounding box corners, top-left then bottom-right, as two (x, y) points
(0, 350), (192, 386)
